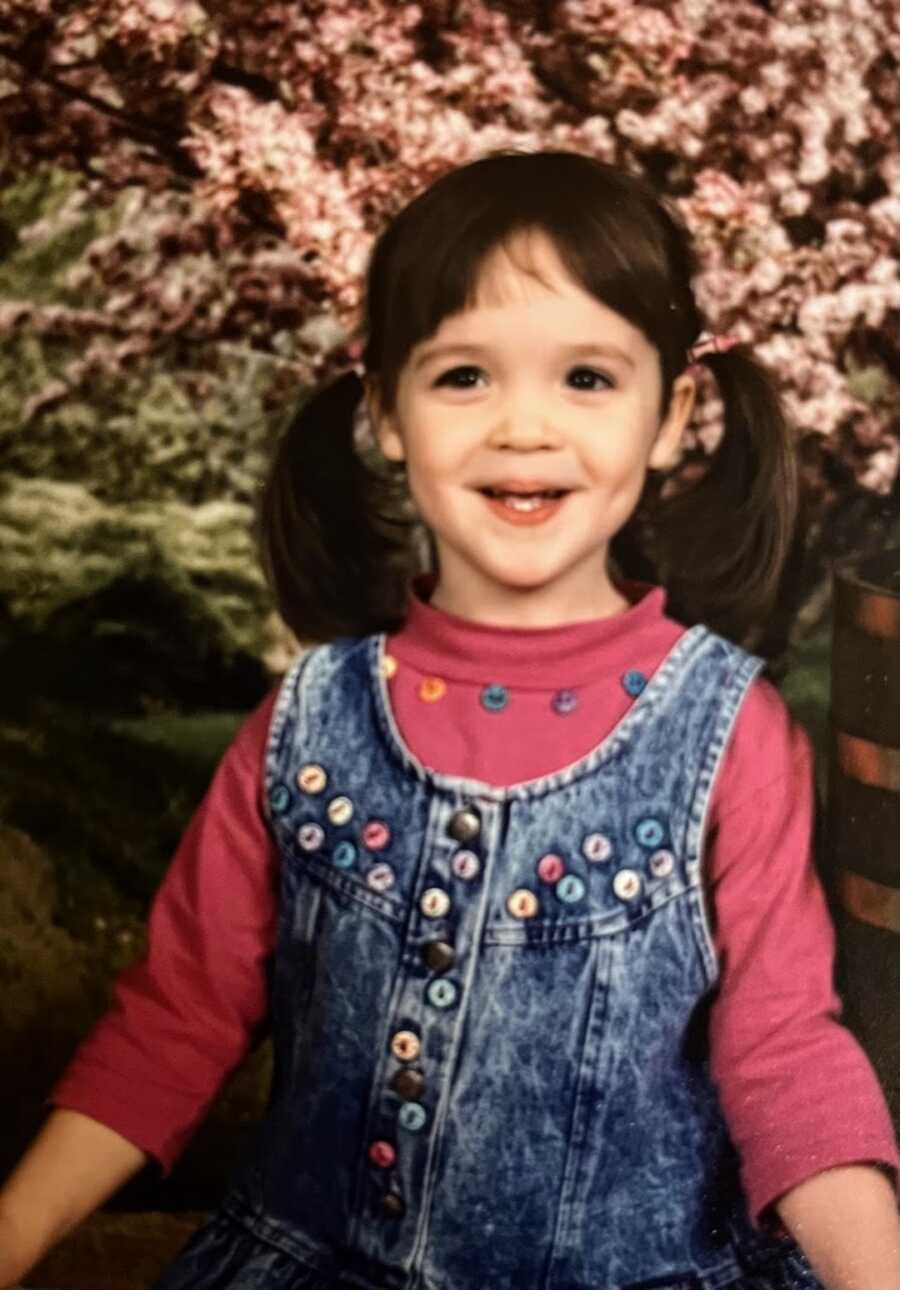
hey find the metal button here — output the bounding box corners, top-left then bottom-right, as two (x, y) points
(362, 820), (391, 850)
(367, 862), (395, 893)
(650, 849), (675, 879)
(551, 688), (579, 715)
(537, 853), (565, 883)
(451, 849), (481, 880)
(613, 868), (643, 901)
(507, 888), (539, 919)
(398, 1102), (427, 1133)
(390, 1067), (425, 1100)
(421, 887), (450, 919)
(448, 808), (480, 843)
(270, 784), (291, 815)
(556, 874), (586, 904)
(635, 816), (666, 848)
(480, 683), (509, 712)
(380, 1191), (405, 1218)
(582, 832), (613, 863)
(369, 1140), (396, 1168)
(332, 840), (357, 869)
(390, 1030), (420, 1062)
(421, 940), (455, 973)
(297, 822), (325, 852)
(426, 977), (459, 1009)
(327, 795), (354, 826)
(297, 763), (328, 794)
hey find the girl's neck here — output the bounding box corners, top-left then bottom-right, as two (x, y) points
(426, 574), (632, 630)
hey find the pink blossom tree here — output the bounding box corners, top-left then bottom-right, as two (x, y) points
(1, 0), (898, 503)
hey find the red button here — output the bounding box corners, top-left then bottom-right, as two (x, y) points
(537, 853), (565, 883)
(369, 1140), (396, 1168)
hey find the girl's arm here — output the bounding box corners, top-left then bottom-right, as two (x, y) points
(775, 1163), (900, 1289)
(0, 1108), (146, 1288)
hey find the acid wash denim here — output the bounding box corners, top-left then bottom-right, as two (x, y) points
(155, 624), (824, 1290)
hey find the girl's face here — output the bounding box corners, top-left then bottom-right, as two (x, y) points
(369, 230), (696, 626)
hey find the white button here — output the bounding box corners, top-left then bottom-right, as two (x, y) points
(582, 832), (613, 862)
(612, 869), (642, 901)
(297, 823), (325, 852)
(421, 887), (451, 918)
(327, 795), (354, 826)
(367, 862), (395, 893)
(650, 849), (675, 879)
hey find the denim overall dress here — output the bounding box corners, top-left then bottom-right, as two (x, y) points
(155, 622), (823, 1290)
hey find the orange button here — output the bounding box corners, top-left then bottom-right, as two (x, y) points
(418, 676), (447, 703)
(507, 889), (539, 919)
(390, 1030), (421, 1062)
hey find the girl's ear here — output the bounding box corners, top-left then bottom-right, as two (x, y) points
(649, 371), (696, 471)
(366, 381), (406, 463)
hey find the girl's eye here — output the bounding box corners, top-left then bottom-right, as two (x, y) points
(432, 365), (614, 391)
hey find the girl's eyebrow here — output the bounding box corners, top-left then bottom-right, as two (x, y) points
(413, 341), (635, 371)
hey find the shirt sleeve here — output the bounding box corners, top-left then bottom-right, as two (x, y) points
(49, 689), (281, 1174)
(705, 677), (899, 1227)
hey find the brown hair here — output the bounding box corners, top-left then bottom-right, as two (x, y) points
(258, 149), (798, 653)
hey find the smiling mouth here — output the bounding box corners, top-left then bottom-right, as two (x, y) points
(477, 487), (572, 517)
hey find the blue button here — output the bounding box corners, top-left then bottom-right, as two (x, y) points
(481, 684), (509, 712)
(332, 840), (357, 869)
(271, 784), (291, 814)
(556, 874), (586, 904)
(635, 816), (666, 848)
(622, 670), (647, 697)
(551, 688), (579, 715)
(426, 978), (459, 1009)
(398, 1102), (427, 1133)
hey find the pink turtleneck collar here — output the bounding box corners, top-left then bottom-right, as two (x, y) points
(387, 573), (676, 689)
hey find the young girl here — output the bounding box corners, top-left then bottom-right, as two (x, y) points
(2, 149), (899, 1290)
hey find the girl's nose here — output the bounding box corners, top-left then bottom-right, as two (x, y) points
(486, 399), (560, 451)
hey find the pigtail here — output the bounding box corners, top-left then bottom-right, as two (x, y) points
(257, 371), (414, 644)
(644, 345), (800, 654)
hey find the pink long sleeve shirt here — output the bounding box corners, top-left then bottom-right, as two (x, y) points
(51, 577), (899, 1226)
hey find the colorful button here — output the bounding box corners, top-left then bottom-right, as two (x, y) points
(390, 1068), (425, 1100)
(398, 1102), (427, 1133)
(448, 809), (480, 842)
(426, 977), (459, 1009)
(418, 676), (447, 703)
(551, 688), (579, 716)
(363, 820), (391, 850)
(421, 940), (455, 973)
(582, 832), (613, 863)
(480, 684), (509, 712)
(622, 669), (647, 697)
(271, 784), (291, 814)
(650, 849), (675, 878)
(369, 1140), (396, 1168)
(507, 888), (539, 919)
(635, 816), (666, 848)
(613, 869), (643, 901)
(332, 840), (357, 869)
(297, 763), (327, 794)
(537, 853), (566, 884)
(327, 795), (354, 826)
(556, 874), (586, 904)
(390, 1030), (420, 1062)
(421, 887), (450, 918)
(451, 849), (481, 880)
(297, 822), (325, 852)
(368, 862), (395, 892)
(381, 653), (399, 680)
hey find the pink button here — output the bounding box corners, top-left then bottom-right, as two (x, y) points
(537, 853), (565, 884)
(363, 820), (391, 850)
(369, 1140), (396, 1168)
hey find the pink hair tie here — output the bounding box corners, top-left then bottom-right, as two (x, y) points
(688, 332), (741, 363)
